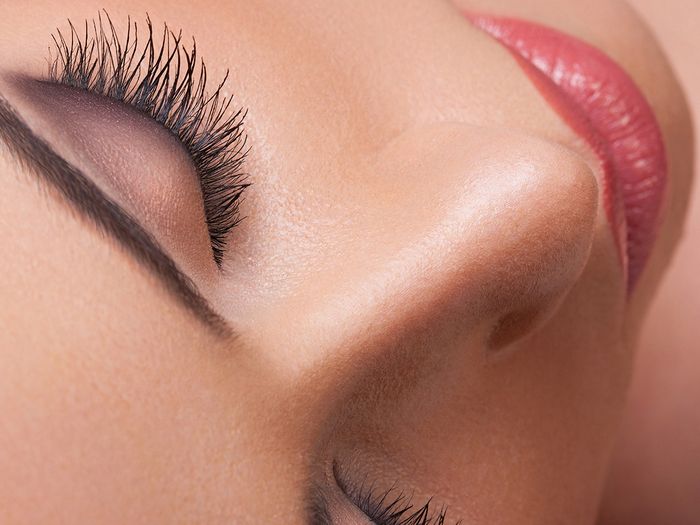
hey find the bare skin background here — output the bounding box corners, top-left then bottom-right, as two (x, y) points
(600, 1), (700, 523)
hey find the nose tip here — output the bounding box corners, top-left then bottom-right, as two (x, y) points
(360, 124), (600, 353)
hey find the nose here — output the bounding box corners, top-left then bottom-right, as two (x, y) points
(363, 123), (600, 352)
(248, 123), (599, 376)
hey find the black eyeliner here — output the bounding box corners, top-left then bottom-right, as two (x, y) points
(0, 93), (231, 337)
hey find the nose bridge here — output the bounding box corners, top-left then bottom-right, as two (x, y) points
(251, 0), (512, 144)
(256, 124), (599, 390)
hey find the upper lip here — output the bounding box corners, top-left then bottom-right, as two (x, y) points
(464, 13), (669, 293)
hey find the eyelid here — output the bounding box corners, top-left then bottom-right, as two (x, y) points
(332, 461), (456, 525)
(47, 11), (251, 266)
(0, 93), (231, 337)
(14, 78), (218, 277)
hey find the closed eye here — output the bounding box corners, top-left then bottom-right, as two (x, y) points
(0, 94), (231, 336)
(306, 461), (460, 525)
(46, 11), (251, 266)
(332, 462), (456, 525)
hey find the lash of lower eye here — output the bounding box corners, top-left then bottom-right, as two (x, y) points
(46, 11), (250, 266)
(333, 464), (459, 525)
(354, 487), (452, 525)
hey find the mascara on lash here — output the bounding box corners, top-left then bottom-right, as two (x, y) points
(43, 12), (250, 266)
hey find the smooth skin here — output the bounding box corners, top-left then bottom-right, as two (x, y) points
(0, 1), (693, 524)
(600, 0), (700, 523)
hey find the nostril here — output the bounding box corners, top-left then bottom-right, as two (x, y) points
(488, 307), (542, 351)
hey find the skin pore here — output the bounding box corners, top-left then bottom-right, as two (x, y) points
(0, 1), (693, 524)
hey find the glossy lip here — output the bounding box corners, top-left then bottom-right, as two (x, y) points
(465, 14), (668, 294)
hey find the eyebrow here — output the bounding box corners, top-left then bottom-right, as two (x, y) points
(0, 93), (231, 337)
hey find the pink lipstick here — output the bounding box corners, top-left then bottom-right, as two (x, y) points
(466, 14), (668, 293)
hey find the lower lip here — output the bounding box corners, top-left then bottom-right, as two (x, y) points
(465, 14), (668, 294)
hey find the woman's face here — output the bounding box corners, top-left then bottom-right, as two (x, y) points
(0, 0), (692, 523)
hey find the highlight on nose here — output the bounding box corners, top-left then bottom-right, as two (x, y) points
(360, 124), (602, 354)
(254, 124), (602, 366)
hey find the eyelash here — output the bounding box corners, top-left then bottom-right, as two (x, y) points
(355, 489), (452, 525)
(333, 464), (458, 525)
(46, 11), (250, 266)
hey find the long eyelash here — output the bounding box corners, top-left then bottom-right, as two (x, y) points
(46, 11), (250, 266)
(333, 464), (461, 525)
(354, 486), (452, 525)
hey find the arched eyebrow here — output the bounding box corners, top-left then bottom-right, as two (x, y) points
(0, 93), (232, 338)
